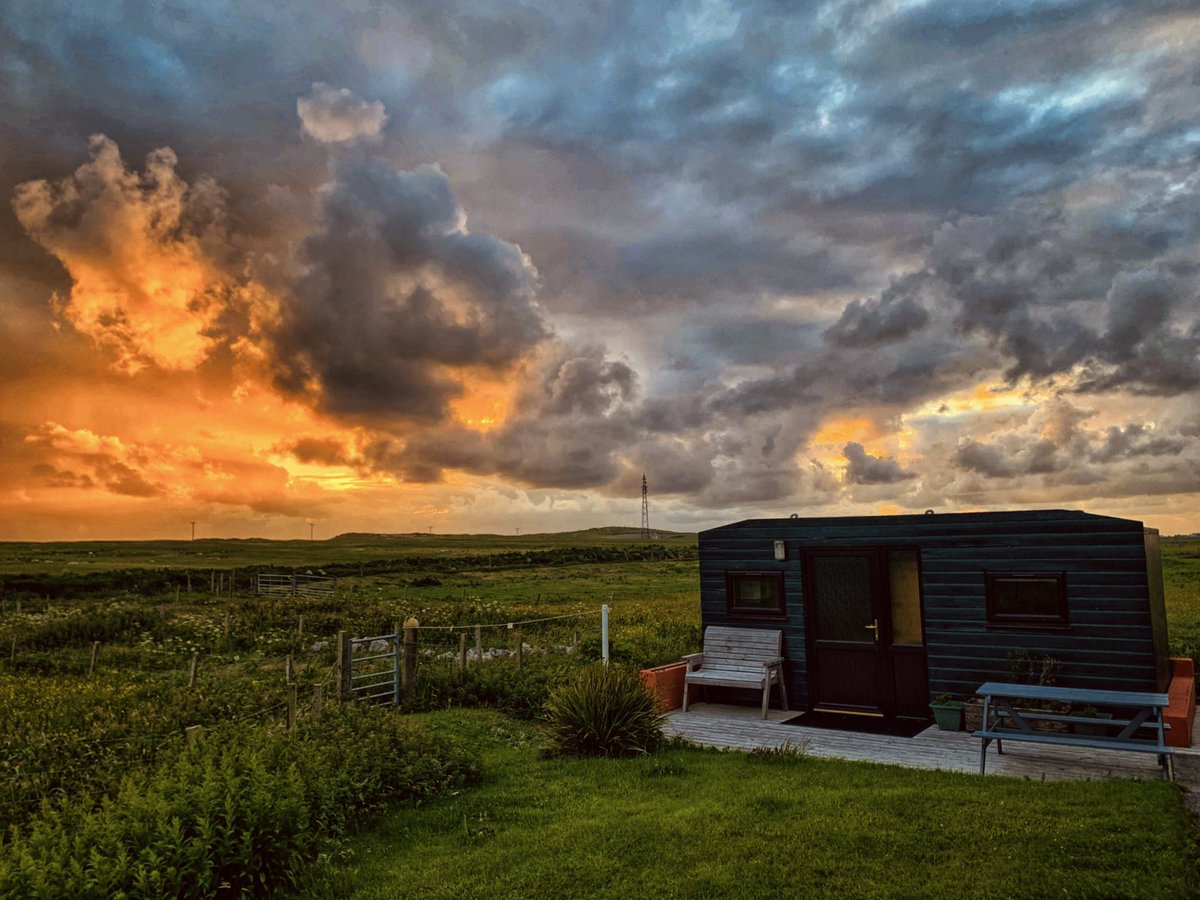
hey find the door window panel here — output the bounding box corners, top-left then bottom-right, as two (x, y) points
(812, 555), (873, 642)
(888, 550), (923, 645)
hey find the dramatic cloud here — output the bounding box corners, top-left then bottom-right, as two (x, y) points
(2, 1), (1200, 537)
(268, 159), (548, 422)
(12, 136), (239, 373)
(842, 443), (916, 485)
(297, 84), (388, 144)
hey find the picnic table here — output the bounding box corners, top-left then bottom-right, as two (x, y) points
(974, 681), (1173, 780)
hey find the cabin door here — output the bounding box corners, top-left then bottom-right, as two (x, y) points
(804, 548), (928, 718)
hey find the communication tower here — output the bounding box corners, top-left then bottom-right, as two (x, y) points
(640, 473), (650, 540)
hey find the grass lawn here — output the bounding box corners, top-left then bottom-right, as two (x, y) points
(328, 709), (1199, 899)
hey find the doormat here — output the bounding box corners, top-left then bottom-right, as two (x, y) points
(780, 711), (930, 738)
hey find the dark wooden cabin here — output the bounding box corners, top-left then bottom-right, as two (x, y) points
(698, 510), (1170, 719)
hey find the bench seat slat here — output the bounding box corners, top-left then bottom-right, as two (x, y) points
(974, 729), (1173, 755)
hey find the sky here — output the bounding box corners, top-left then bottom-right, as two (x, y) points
(1, 0), (1199, 541)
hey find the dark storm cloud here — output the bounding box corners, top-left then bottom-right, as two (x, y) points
(842, 442), (915, 485)
(268, 159), (547, 422)
(825, 280), (931, 347)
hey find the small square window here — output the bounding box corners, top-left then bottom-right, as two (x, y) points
(985, 572), (1067, 627)
(727, 571), (786, 619)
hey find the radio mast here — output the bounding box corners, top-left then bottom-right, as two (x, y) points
(640, 473), (650, 540)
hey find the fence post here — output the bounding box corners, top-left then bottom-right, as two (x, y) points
(287, 684), (297, 731)
(312, 683), (323, 720)
(515, 628), (524, 669)
(601, 604), (609, 667)
(403, 618), (419, 699)
(393, 621), (402, 704)
(189, 651), (200, 688)
(286, 654), (294, 685)
(459, 632), (468, 680)
(89, 641), (100, 676)
(298, 614), (304, 637)
(336, 631), (351, 701)
(474, 624), (482, 665)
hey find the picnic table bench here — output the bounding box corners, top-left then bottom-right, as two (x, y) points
(682, 626), (788, 719)
(974, 681), (1173, 780)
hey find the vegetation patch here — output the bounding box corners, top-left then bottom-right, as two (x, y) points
(0, 705), (479, 899)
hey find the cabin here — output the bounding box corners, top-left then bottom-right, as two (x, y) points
(698, 510), (1171, 720)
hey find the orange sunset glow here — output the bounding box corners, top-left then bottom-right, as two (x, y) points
(2, 4), (1200, 540)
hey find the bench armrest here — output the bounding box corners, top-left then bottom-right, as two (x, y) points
(682, 652), (704, 671)
(761, 656), (784, 669)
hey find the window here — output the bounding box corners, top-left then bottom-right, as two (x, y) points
(985, 572), (1068, 628)
(726, 571), (786, 619)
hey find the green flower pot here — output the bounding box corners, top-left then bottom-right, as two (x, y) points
(930, 701), (964, 731)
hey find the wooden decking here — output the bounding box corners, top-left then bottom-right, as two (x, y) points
(665, 703), (1200, 786)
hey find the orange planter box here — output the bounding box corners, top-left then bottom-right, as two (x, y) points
(640, 661), (687, 712)
(1165, 657), (1196, 749)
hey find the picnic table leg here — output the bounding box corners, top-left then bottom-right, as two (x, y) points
(979, 737), (990, 776)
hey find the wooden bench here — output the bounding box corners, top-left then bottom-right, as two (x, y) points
(974, 682), (1174, 780)
(682, 626), (788, 719)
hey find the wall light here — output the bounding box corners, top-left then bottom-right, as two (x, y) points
(773, 540), (787, 561)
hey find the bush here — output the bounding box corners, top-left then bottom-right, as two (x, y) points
(544, 664), (664, 758)
(0, 705), (480, 898)
(398, 656), (574, 719)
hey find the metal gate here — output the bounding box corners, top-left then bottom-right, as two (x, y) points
(346, 631), (401, 703)
(256, 573), (337, 598)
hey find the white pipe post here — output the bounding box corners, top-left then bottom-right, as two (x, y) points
(601, 604), (610, 667)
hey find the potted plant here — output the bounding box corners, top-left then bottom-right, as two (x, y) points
(930, 693), (965, 731)
(1069, 705), (1114, 737)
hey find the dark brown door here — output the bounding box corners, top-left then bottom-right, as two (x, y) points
(804, 549), (929, 717)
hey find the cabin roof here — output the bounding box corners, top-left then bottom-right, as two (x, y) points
(700, 509), (1144, 538)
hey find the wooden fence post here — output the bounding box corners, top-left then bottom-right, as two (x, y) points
(285, 654), (294, 685)
(403, 618), (419, 699)
(393, 621), (402, 703)
(515, 628), (524, 670)
(297, 614), (304, 637)
(474, 624), (482, 665)
(336, 630), (351, 701)
(459, 632), (468, 679)
(312, 684), (323, 720)
(188, 651), (200, 689)
(89, 641), (100, 676)
(287, 684), (297, 731)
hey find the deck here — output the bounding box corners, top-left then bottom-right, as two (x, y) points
(664, 703), (1200, 786)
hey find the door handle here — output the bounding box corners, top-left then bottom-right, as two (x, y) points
(865, 619), (879, 643)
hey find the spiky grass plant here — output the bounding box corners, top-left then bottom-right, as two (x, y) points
(544, 664), (665, 758)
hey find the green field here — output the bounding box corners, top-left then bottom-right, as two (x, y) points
(0, 530), (1197, 897)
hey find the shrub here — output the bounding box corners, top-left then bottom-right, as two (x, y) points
(544, 664), (664, 758)
(0, 705), (480, 899)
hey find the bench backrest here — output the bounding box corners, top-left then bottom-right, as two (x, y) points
(701, 626), (782, 669)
